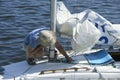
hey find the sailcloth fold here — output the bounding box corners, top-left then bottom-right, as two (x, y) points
(57, 1), (120, 53)
(75, 9), (120, 46)
(72, 19), (101, 52)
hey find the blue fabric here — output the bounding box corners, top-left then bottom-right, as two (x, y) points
(24, 27), (49, 48)
(85, 50), (114, 65)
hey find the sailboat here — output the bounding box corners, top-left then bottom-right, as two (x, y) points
(1, 0), (120, 80)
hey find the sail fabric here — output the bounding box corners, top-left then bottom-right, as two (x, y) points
(56, 1), (78, 37)
(56, 1), (120, 53)
(75, 9), (120, 46)
(56, 2), (101, 52)
(56, 1), (72, 25)
(56, 1), (79, 37)
(72, 19), (101, 52)
(85, 50), (114, 65)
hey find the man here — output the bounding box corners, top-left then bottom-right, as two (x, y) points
(24, 27), (72, 65)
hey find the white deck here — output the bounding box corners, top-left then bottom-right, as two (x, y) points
(2, 51), (120, 80)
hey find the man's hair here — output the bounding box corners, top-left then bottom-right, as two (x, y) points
(38, 30), (56, 47)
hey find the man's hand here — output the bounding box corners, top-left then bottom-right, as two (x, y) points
(66, 57), (73, 63)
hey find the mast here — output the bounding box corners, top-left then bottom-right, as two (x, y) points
(49, 0), (57, 61)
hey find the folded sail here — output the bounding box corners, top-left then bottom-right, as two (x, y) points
(57, 2), (101, 52)
(76, 9), (120, 46)
(56, 1), (120, 53)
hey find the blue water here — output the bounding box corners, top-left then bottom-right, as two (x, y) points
(0, 0), (120, 66)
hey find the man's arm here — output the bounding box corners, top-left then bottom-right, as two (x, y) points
(26, 45), (44, 59)
(55, 41), (72, 62)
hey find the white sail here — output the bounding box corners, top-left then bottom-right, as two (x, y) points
(56, 2), (101, 52)
(56, 1), (120, 52)
(76, 9), (120, 46)
(56, 1), (74, 37)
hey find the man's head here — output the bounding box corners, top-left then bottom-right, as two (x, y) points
(39, 30), (56, 47)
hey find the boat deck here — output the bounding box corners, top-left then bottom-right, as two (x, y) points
(2, 50), (120, 80)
